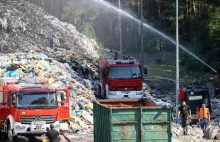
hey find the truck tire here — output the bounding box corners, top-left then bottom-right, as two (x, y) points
(8, 124), (17, 142)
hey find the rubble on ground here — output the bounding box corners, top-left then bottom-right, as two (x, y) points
(211, 99), (220, 120)
(142, 94), (173, 107)
(172, 123), (204, 139)
(172, 122), (220, 142)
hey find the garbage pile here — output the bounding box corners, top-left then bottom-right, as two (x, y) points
(142, 95), (172, 107)
(0, 51), (99, 133)
(0, 0), (98, 59)
(0, 0), (102, 133)
(211, 99), (220, 119)
(172, 122), (220, 141)
(172, 123), (204, 139)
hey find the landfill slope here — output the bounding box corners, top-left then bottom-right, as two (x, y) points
(0, 0), (99, 139)
(0, 0), (98, 59)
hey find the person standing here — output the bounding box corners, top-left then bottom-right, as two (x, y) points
(178, 101), (191, 135)
(46, 124), (60, 142)
(198, 104), (210, 130)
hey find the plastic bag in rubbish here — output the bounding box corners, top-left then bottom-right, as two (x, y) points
(39, 60), (50, 69)
(85, 103), (93, 110)
(47, 77), (54, 85)
(15, 69), (24, 76)
(37, 70), (44, 77)
(70, 89), (76, 98)
(0, 69), (6, 76)
(38, 54), (48, 60)
(8, 71), (19, 77)
(1, 63), (10, 69)
(82, 110), (93, 124)
(0, 17), (2, 25)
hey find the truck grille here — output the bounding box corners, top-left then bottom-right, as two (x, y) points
(20, 115), (55, 124)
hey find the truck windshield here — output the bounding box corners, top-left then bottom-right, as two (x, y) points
(17, 92), (57, 108)
(110, 66), (141, 79)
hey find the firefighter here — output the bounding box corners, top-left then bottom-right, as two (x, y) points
(198, 104), (210, 130)
(178, 101), (191, 135)
(46, 124), (61, 142)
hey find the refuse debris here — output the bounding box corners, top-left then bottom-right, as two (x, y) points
(60, 123), (69, 131)
(0, 0), (100, 133)
(0, 0), (98, 58)
(172, 123), (204, 140)
(142, 94), (172, 107)
(210, 99), (220, 119)
(0, 51), (98, 134)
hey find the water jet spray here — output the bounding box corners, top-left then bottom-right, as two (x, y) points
(91, 0), (217, 73)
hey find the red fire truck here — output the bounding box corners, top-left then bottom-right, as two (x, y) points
(98, 50), (147, 99)
(0, 78), (70, 142)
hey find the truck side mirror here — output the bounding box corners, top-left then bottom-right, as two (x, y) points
(7, 95), (10, 106)
(61, 93), (66, 101)
(144, 68), (148, 75)
(12, 96), (16, 104)
(103, 69), (107, 77)
(60, 91), (67, 106)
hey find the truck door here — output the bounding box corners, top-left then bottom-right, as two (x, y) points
(0, 89), (10, 129)
(56, 88), (71, 120)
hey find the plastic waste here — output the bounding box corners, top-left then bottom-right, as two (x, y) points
(70, 90), (76, 98)
(47, 77), (54, 85)
(77, 101), (85, 110)
(39, 60), (50, 70)
(37, 70), (44, 77)
(1, 63), (10, 69)
(15, 69), (24, 76)
(3, 71), (19, 77)
(85, 103), (93, 110)
(38, 54), (48, 60)
(82, 110), (93, 124)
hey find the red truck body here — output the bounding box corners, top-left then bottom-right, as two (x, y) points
(0, 79), (70, 141)
(98, 53), (147, 99)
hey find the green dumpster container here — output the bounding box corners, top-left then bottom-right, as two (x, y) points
(94, 99), (172, 142)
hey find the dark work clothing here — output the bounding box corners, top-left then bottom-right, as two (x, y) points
(178, 105), (190, 118)
(46, 129), (59, 142)
(181, 117), (189, 127)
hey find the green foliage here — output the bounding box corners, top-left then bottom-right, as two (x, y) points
(60, 0), (220, 72)
(61, 0), (100, 39)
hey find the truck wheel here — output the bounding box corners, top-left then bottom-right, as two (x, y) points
(8, 124), (17, 142)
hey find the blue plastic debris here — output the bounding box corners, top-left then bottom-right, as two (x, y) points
(2, 63), (10, 69)
(3, 71), (20, 77)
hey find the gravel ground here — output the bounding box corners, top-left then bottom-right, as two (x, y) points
(0, 133), (94, 142)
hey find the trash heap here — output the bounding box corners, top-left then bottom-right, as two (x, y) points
(172, 123), (204, 140)
(172, 122), (220, 141)
(211, 99), (220, 119)
(142, 94), (172, 107)
(0, 0), (98, 58)
(0, 51), (99, 133)
(0, 0), (102, 134)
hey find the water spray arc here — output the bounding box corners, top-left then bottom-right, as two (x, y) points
(92, 0), (217, 73)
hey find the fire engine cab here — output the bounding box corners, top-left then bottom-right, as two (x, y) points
(98, 51), (147, 99)
(0, 78), (70, 142)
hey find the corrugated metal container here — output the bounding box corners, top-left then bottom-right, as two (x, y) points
(94, 99), (171, 142)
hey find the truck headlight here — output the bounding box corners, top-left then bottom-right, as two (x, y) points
(108, 91), (116, 95)
(15, 125), (26, 130)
